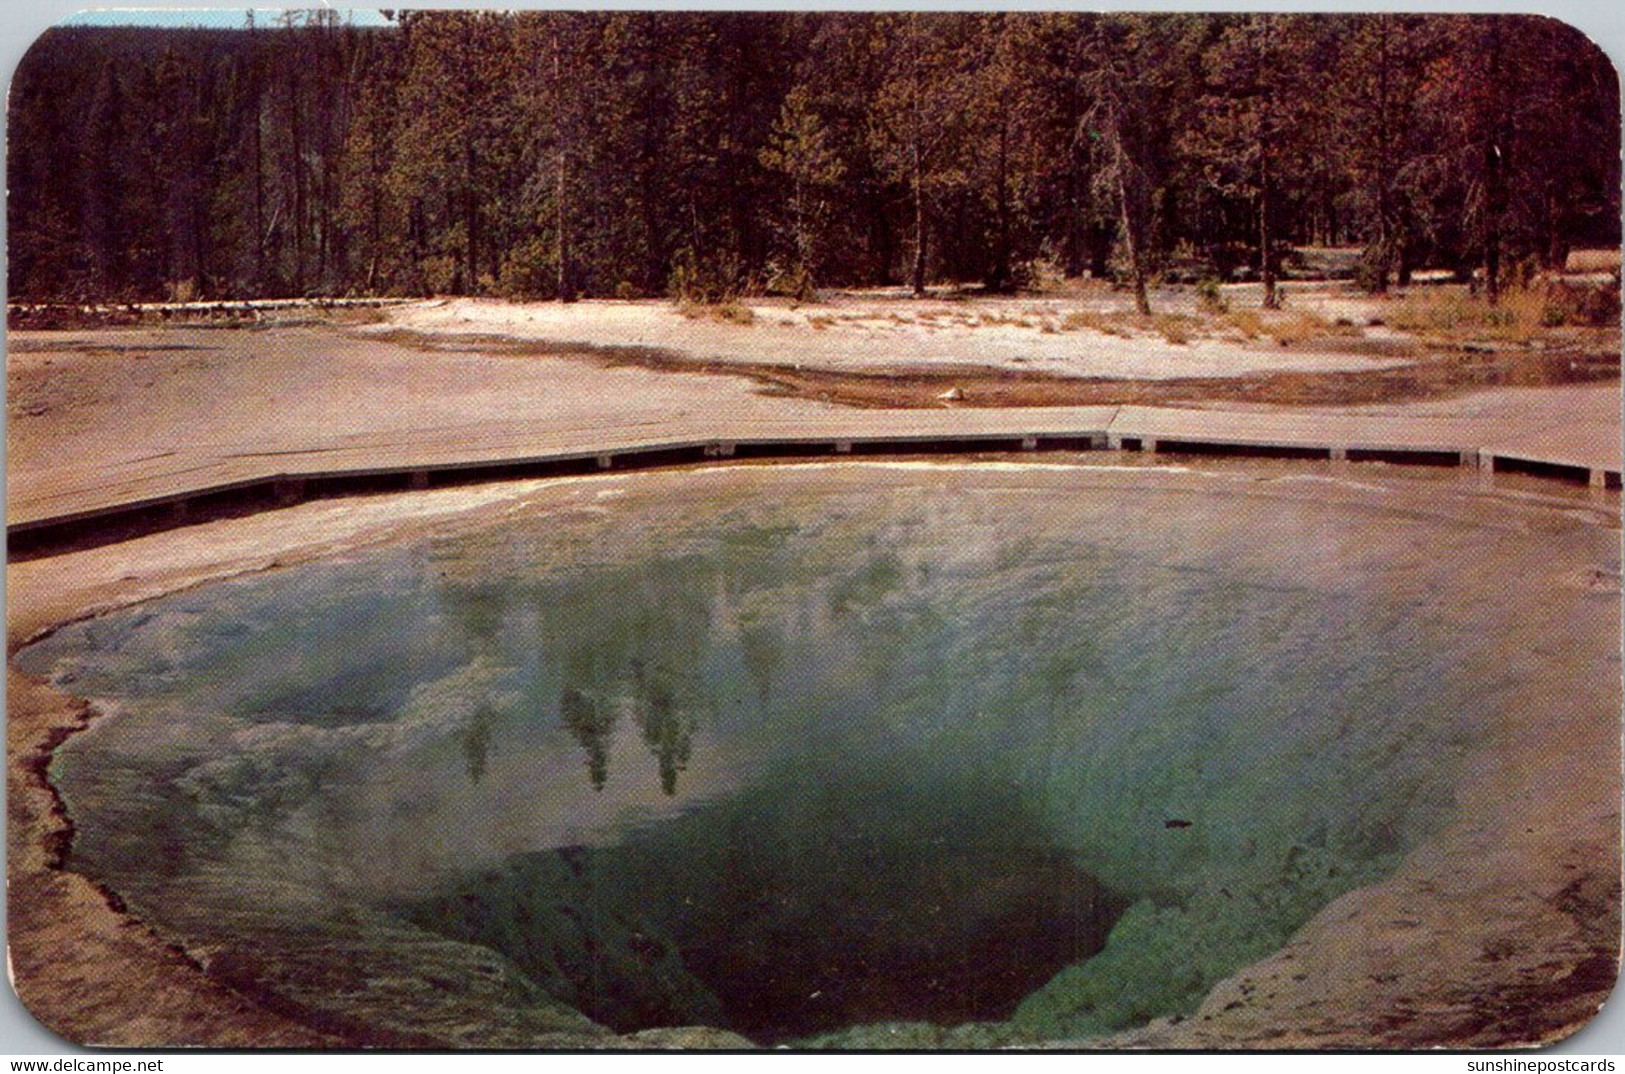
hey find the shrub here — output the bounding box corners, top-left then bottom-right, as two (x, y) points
(1195, 277), (1228, 314)
(419, 255), (461, 296)
(669, 248), (744, 305)
(1354, 245), (1392, 293)
(1537, 277), (1621, 328)
(1014, 254), (1067, 293)
(497, 236), (556, 300)
(765, 261), (818, 303)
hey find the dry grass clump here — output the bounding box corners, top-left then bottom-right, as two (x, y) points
(1055, 304), (1381, 349)
(1387, 289), (1526, 340)
(1058, 309), (1193, 344)
(677, 299), (756, 325)
(1224, 309), (1264, 340)
(1060, 310), (1131, 337)
(1149, 314), (1193, 345)
(1266, 311), (1360, 346)
(977, 311), (1039, 329)
(1386, 281), (1619, 344)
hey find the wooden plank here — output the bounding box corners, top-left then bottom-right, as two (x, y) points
(8, 401), (1616, 537)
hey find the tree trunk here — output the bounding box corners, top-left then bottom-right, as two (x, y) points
(290, 70), (306, 296)
(1259, 143), (1279, 309)
(872, 196), (895, 287)
(317, 162), (330, 289)
(911, 165), (927, 297)
(1372, 19), (1392, 293)
(367, 141), (382, 293)
(1484, 137), (1503, 305)
(191, 177), (210, 299)
(464, 141), (479, 294)
(1109, 109), (1151, 316)
(1372, 194), (1391, 293)
(553, 42), (576, 303)
(556, 150), (574, 302)
(1545, 188), (1569, 270)
(253, 89), (265, 294)
(908, 22), (927, 298)
(989, 120), (1011, 292)
(791, 176), (813, 288)
(1482, 21), (1508, 306)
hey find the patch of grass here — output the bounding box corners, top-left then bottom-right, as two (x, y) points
(807, 314), (835, 330)
(1266, 311), (1360, 346)
(1059, 309), (1194, 343)
(1380, 285), (1618, 344)
(1223, 309), (1264, 340)
(977, 311), (1036, 329)
(1387, 289), (1517, 340)
(677, 300), (756, 325)
(1150, 314), (1193, 345)
(1060, 311), (1131, 337)
(332, 305), (391, 326)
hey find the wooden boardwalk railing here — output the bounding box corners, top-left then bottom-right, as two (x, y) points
(8, 403), (1618, 555)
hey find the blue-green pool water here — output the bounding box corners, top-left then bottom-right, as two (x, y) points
(19, 464), (1575, 1047)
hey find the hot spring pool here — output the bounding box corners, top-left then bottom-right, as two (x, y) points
(16, 462), (1616, 1047)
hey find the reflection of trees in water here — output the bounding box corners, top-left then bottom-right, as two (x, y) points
(630, 659), (698, 796)
(460, 702), (496, 783)
(438, 584), (508, 655)
(433, 533), (831, 796)
(530, 552), (721, 797)
(437, 579), (505, 786)
(827, 550), (904, 617)
(737, 616), (786, 704)
(560, 688), (617, 791)
(558, 663), (700, 796)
